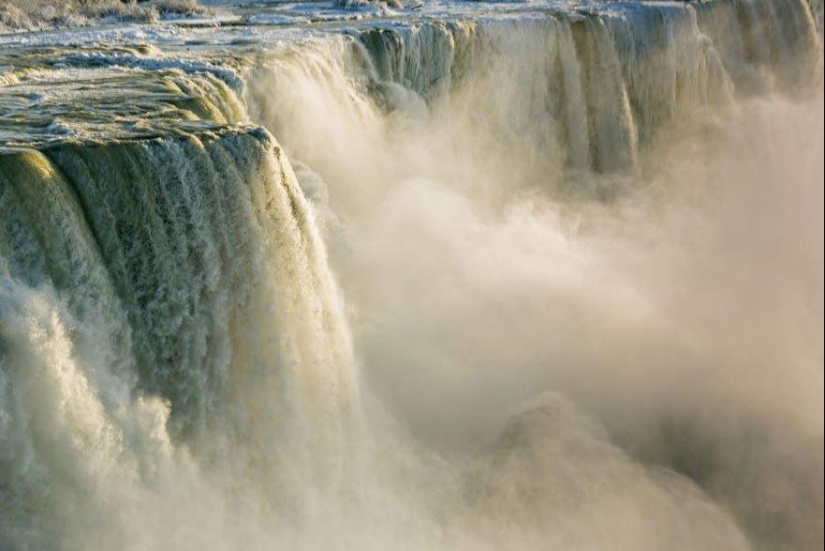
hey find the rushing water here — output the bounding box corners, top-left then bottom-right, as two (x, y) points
(1, 0), (823, 549)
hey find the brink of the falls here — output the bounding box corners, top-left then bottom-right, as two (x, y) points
(1, 0), (823, 550)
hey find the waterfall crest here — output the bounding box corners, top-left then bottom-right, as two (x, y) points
(243, 0), (818, 212)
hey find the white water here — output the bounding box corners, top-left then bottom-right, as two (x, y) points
(0, 130), (361, 548)
(0, 0), (823, 549)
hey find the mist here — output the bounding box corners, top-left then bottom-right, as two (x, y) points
(245, 16), (824, 550)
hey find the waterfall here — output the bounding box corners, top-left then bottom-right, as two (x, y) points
(0, 123), (360, 547)
(1, 0), (822, 548)
(245, 0), (801, 205)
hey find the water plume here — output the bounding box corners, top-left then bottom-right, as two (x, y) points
(244, 3), (822, 549)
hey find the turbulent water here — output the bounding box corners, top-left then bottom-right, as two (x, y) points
(0, 0), (823, 550)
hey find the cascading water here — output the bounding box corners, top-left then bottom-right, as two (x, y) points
(1, 0), (823, 549)
(246, 4), (771, 207)
(1, 120), (361, 546)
